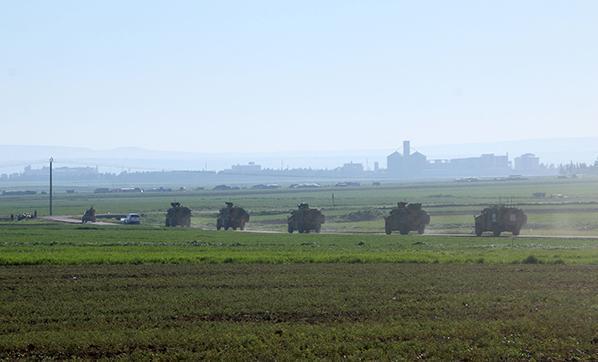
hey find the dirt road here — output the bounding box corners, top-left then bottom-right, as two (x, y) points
(40, 216), (598, 239)
(42, 216), (115, 226)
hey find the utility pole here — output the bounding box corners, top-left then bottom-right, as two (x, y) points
(49, 157), (53, 216)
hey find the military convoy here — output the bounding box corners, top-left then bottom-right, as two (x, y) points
(156, 200), (527, 237)
(381, 202), (527, 237)
(287, 203), (325, 233)
(165, 202), (191, 227)
(475, 205), (527, 236)
(384, 202), (430, 235)
(81, 207), (96, 223)
(217, 202), (250, 231)
(75, 199), (527, 237)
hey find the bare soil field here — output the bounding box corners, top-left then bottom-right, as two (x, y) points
(1, 264), (596, 360)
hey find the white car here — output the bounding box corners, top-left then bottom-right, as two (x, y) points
(121, 213), (141, 225)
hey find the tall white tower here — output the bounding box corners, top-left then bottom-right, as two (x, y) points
(403, 140), (411, 157)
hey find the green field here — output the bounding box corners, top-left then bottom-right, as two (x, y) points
(1, 177), (597, 359)
(0, 224), (596, 266)
(5, 177), (598, 235)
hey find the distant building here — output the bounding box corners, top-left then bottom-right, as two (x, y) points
(222, 162), (262, 174)
(21, 165), (99, 180)
(448, 153), (510, 172)
(387, 140), (427, 177)
(335, 162), (364, 176)
(425, 153), (512, 178)
(514, 153), (540, 173)
(387, 151), (402, 173)
(386, 140), (520, 179)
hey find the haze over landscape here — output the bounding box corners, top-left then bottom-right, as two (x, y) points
(2, 1), (597, 156)
(1, 138), (598, 173)
(2, 2), (598, 360)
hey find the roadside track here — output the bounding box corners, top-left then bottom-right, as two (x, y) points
(42, 216), (115, 226)
(41, 215), (598, 240)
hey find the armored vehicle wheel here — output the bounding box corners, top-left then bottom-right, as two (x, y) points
(224, 226), (229, 231)
(315, 224), (321, 233)
(512, 228), (520, 236)
(399, 227), (409, 235)
(298, 226), (305, 233)
(384, 222), (392, 235)
(240, 222), (245, 231)
(288, 224), (294, 233)
(417, 225), (425, 235)
(475, 226), (483, 236)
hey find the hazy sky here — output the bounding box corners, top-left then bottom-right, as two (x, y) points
(2, 1), (597, 153)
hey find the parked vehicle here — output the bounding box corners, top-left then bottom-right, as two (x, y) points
(121, 213), (141, 225)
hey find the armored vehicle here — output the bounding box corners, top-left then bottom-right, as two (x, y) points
(384, 202), (430, 235)
(217, 202), (250, 230)
(81, 207), (96, 223)
(165, 202), (191, 227)
(287, 203), (325, 233)
(475, 205), (527, 236)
